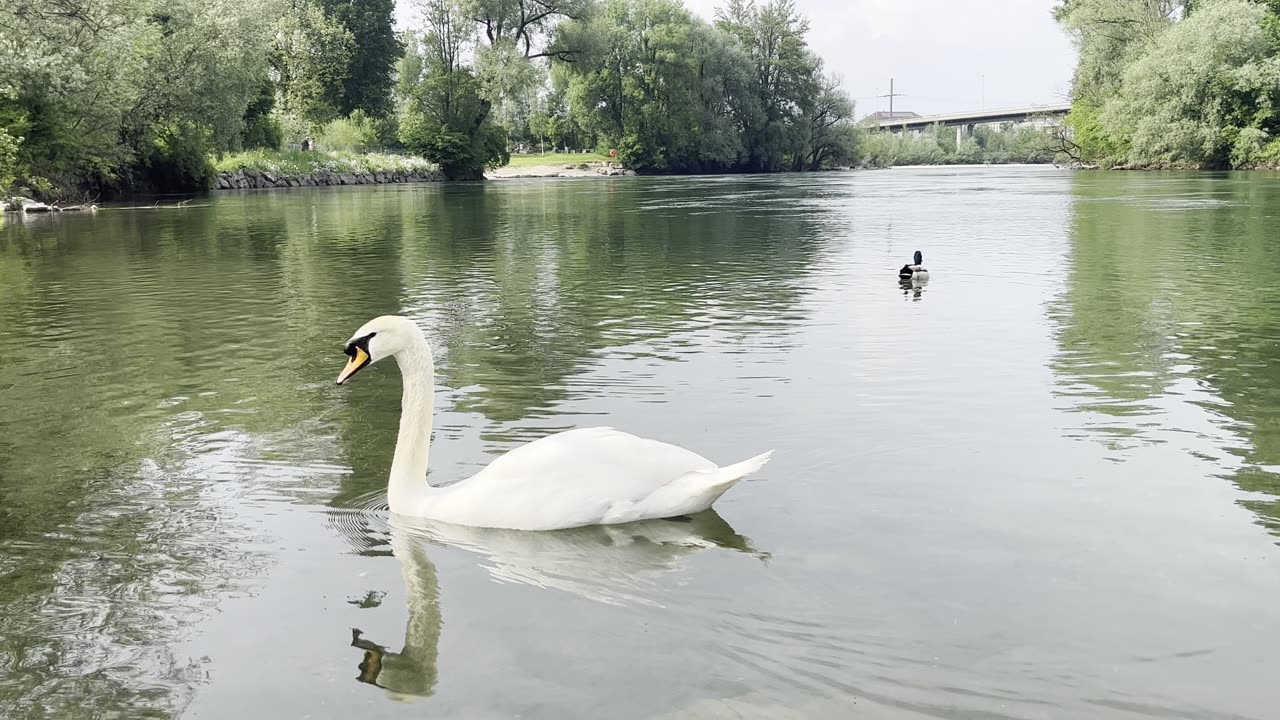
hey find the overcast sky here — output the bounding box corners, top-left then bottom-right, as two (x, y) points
(395, 0), (1077, 118)
(680, 0), (1078, 117)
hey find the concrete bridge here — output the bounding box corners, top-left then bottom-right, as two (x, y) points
(876, 103), (1072, 143)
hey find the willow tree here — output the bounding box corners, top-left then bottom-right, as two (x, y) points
(272, 2), (357, 125)
(1103, 0), (1280, 167)
(715, 0), (820, 171)
(398, 0), (509, 179)
(1056, 0), (1280, 168)
(0, 0), (277, 194)
(553, 0), (756, 172)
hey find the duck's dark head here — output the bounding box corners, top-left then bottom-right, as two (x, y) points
(913, 250), (923, 265)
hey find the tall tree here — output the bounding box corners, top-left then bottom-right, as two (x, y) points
(1103, 0), (1280, 167)
(793, 72), (857, 171)
(399, 0), (509, 179)
(1054, 0), (1187, 106)
(319, 0), (404, 116)
(273, 1), (357, 125)
(715, 0), (819, 171)
(552, 0), (853, 173)
(462, 0), (587, 150)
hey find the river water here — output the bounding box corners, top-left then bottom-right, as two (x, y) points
(1, 168), (1278, 719)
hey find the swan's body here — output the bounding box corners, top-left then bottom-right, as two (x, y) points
(336, 316), (772, 531)
(414, 426), (770, 530)
(898, 250), (930, 280)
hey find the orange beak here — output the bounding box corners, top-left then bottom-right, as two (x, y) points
(337, 346), (370, 385)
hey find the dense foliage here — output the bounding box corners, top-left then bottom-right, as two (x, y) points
(213, 148), (437, 175)
(548, 0), (857, 173)
(1056, 0), (1280, 168)
(0, 0), (277, 195)
(860, 124), (1057, 168)
(395, 2), (510, 181)
(0, 0), (860, 195)
(319, 0), (402, 117)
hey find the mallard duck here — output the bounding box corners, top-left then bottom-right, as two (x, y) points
(898, 250), (929, 280)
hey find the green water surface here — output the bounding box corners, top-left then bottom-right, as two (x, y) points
(1, 169), (1278, 719)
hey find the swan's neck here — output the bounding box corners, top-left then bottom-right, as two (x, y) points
(388, 339), (436, 512)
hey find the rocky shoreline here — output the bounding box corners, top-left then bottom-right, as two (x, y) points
(3, 197), (98, 213)
(214, 167), (445, 190)
(486, 161), (637, 179)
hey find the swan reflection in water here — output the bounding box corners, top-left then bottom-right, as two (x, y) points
(349, 510), (764, 700)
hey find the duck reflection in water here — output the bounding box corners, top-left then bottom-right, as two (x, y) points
(348, 510), (764, 701)
(899, 277), (924, 301)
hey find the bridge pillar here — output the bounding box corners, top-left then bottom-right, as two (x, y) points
(955, 125), (963, 146)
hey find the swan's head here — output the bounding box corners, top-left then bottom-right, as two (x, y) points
(337, 315), (424, 385)
(913, 250), (923, 265)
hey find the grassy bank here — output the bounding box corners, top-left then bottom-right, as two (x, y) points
(212, 149), (616, 178)
(504, 152), (612, 168)
(213, 150), (438, 177)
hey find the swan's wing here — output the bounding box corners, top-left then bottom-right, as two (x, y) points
(481, 427), (716, 484)
(433, 427), (716, 530)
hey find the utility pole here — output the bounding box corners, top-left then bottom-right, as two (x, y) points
(879, 78), (903, 117)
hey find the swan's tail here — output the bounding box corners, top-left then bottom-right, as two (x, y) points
(654, 450), (774, 517)
(712, 450), (774, 485)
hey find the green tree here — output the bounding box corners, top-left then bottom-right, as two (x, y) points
(0, 127), (19, 191)
(1054, 0), (1187, 107)
(1103, 0), (1280, 167)
(1054, 0), (1280, 168)
(0, 0), (276, 194)
(715, 0), (819, 171)
(398, 2), (509, 179)
(241, 81), (284, 150)
(0, 0), (141, 189)
(318, 0), (403, 117)
(539, 71), (594, 151)
(273, 2), (357, 125)
(792, 72), (858, 170)
(476, 41), (546, 146)
(555, 0), (754, 172)
(551, 0), (854, 173)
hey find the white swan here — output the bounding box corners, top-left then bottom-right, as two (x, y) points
(335, 315), (773, 530)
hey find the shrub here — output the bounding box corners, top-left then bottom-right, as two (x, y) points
(317, 110), (380, 153)
(0, 128), (20, 191)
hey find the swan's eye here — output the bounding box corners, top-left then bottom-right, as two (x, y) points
(345, 332), (377, 357)
(337, 332), (377, 385)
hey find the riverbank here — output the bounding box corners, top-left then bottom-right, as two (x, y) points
(212, 149), (443, 190)
(486, 161), (635, 179)
(214, 167), (444, 190)
(211, 149), (630, 187)
(867, 162), (1054, 170)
